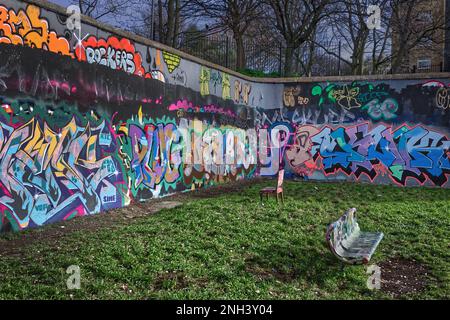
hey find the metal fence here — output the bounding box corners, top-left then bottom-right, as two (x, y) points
(176, 34), (445, 77)
(177, 34), (353, 77)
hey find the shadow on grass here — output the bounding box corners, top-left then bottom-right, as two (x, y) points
(245, 242), (346, 286)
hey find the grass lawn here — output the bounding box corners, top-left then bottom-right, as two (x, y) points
(0, 180), (448, 300)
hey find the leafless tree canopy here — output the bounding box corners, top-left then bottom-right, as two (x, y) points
(69, 0), (450, 76)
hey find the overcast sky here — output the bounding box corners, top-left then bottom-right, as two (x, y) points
(48, 0), (72, 8)
(46, 0), (151, 34)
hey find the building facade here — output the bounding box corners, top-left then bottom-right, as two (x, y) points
(392, 0), (448, 73)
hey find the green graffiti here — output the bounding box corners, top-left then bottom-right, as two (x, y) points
(200, 67), (211, 96)
(362, 98), (399, 121)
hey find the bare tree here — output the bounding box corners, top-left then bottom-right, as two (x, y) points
(189, 0), (263, 70)
(70, 0), (130, 20)
(317, 0), (391, 75)
(243, 17), (285, 73)
(368, 1), (391, 74)
(264, 0), (334, 76)
(331, 0), (370, 75)
(390, 0), (448, 73)
(132, 0), (195, 47)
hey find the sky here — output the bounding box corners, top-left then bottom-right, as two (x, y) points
(49, 0), (72, 8)
(47, 0), (150, 31)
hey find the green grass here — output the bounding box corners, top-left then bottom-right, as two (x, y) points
(0, 181), (449, 300)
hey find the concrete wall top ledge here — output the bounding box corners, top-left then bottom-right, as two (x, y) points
(26, 0), (450, 85)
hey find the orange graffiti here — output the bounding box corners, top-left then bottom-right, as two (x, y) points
(74, 35), (151, 78)
(0, 5), (71, 56)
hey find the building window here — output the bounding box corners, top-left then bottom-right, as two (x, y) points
(417, 58), (432, 70)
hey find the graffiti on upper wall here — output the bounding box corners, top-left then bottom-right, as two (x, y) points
(162, 51), (181, 74)
(170, 70), (187, 86)
(200, 67), (210, 96)
(75, 36), (152, 78)
(0, 4), (71, 56)
(222, 73), (231, 101)
(200, 69), (232, 102)
(362, 98), (399, 121)
(0, 3), (167, 83)
(283, 87), (309, 107)
(234, 80), (251, 105)
(330, 85), (361, 110)
(298, 82), (402, 121)
(0, 3), (260, 107)
(436, 87), (450, 110)
(210, 71), (222, 95)
(146, 49), (166, 83)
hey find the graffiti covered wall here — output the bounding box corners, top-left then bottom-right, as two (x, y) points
(0, 40), (260, 232)
(0, 0), (449, 233)
(261, 81), (450, 188)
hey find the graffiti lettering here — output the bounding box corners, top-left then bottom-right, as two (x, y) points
(0, 5), (71, 56)
(309, 123), (450, 186)
(75, 36), (150, 78)
(0, 116), (124, 231)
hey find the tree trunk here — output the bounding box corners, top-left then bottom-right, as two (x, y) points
(166, 0), (175, 46)
(357, 47), (364, 75)
(172, 0), (181, 48)
(284, 45), (295, 77)
(306, 42), (315, 76)
(234, 34), (246, 70)
(391, 46), (407, 74)
(158, 0), (164, 43)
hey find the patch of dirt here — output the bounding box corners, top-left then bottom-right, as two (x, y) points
(189, 177), (265, 199)
(379, 258), (431, 298)
(0, 178), (265, 257)
(245, 258), (299, 283)
(152, 271), (189, 290)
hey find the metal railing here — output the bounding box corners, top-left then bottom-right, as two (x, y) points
(175, 34), (446, 77)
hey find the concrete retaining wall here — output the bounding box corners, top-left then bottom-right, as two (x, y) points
(0, 0), (448, 232)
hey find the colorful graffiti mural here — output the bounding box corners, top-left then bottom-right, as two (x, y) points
(116, 115), (257, 198)
(362, 98), (399, 121)
(309, 82), (400, 120)
(0, 114), (126, 232)
(436, 87), (450, 110)
(278, 122), (450, 187)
